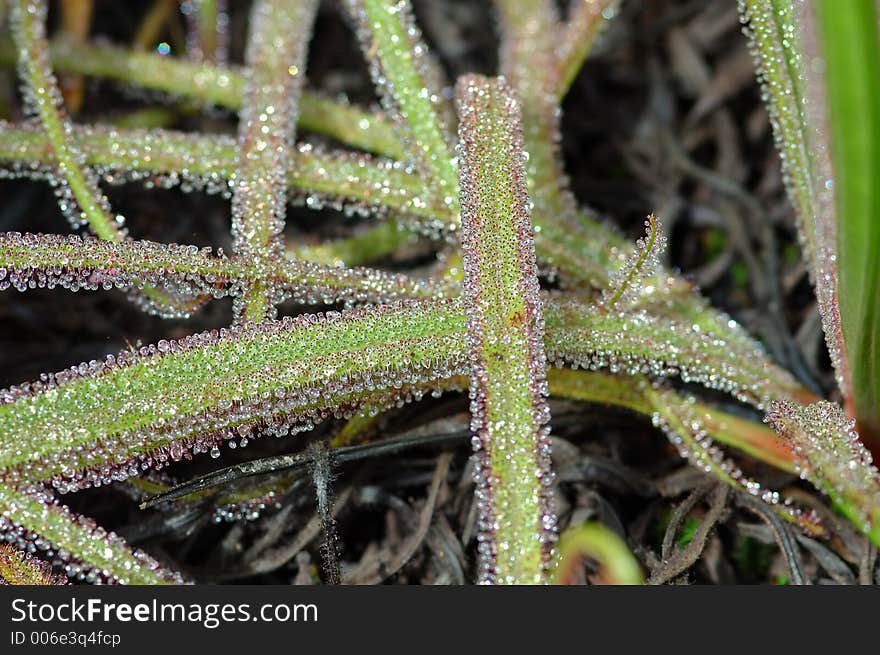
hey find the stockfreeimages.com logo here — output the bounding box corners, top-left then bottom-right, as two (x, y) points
(11, 598), (318, 630)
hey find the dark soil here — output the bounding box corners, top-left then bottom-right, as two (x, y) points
(0, 0), (873, 585)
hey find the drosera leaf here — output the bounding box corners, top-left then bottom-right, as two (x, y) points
(545, 299), (806, 411)
(0, 124), (450, 231)
(546, 368), (820, 534)
(0, 543), (68, 585)
(491, 1), (637, 291)
(10, 0), (120, 241)
(598, 214), (666, 311)
(813, 0), (880, 441)
(546, 368), (798, 475)
(0, 39), (406, 158)
(56, 0), (93, 113)
(288, 144), (453, 234)
(738, 0), (849, 401)
(554, 0), (620, 99)
(0, 232), (232, 299)
(0, 118), (623, 285)
(0, 291), (807, 493)
(0, 232), (453, 303)
(291, 219), (418, 268)
(629, 275), (820, 410)
(149, 369), (807, 514)
(0, 484), (184, 584)
(456, 74), (555, 584)
(9, 0), (199, 318)
(132, 0), (177, 52)
(0, 2), (814, 375)
(738, 0), (818, 266)
(0, 299), (469, 491)
(0, 294), (830, 541)
(184, 0), (230, 64)
(231, 0), (319, 322)
(743, 0), (880, 448)
(766, 400), (880, 546)
(491, 0), (797, 379)
(553, 521), (643, 585)
(0, 122), (766, 343)
(492, 2), (580, 234)
(648, 386), (820, 534)
(343, 0), (460, 214)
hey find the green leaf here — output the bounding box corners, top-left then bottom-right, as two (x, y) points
(546, 300), (805, 410)
(554, 0), (619, 98)
(291, 220), (419, 267)
(10, 0), (121, 242)
(0, 39), (405, 158)
(598, 215), (665, 311)
(187, 0), (225, 62)
(814, 0), (880, 436)
(766, 400), (880, 546)
(456, 74), (554, 584)
(547, 368), (818, 533)
(0, 299), (468, 490)
(0, 484), (183, 584)
(493, 0), (579, 230)
(739, 0), (848, 399)
(547, 368), (797, 474)
(0, 123), (451, 231)
(0, 232), (453, 303)
(344, 0), (459, 208)
(231, 0), (318, 321)
(9, 0), (200, 318)
(0, 543), (67, 585)
(0, 291), (804, 487)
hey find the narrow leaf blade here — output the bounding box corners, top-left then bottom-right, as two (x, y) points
(231, 0), (319, 321)
(456, 74), (554, 584)
(0, 232), (453, 303)
(0, 484), (183, 584)
(814, 0), (880, 437)
(0, 299), (467, 489)
(343, 0), (459, 207)
(739, 0), (849, 398)
(766, 400), (880, 545)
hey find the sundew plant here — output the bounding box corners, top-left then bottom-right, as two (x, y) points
(0, 0), (878, 586)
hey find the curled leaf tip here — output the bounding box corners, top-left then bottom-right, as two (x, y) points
(599, 214), (666, 311)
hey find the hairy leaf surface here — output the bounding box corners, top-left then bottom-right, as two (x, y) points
(457, 75), (554, 584)
(0, 485), (183, 584)
(0, 300), (467, 490)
